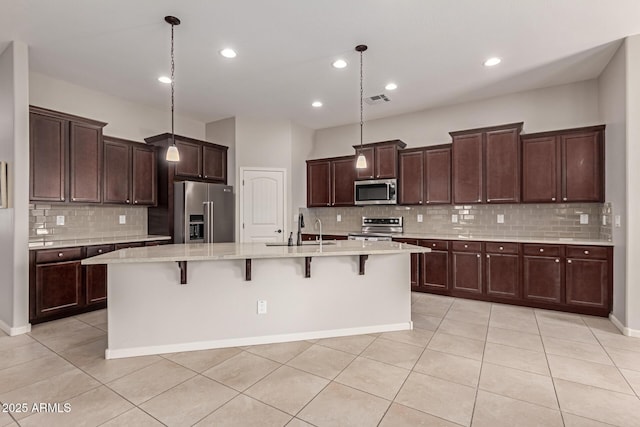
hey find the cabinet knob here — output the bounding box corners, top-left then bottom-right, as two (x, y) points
(60, 197), (64, 201)
(134, 200), (138, 204)
(58, 252), (63, 257)
(486, 254), (490, 258)
(204, 175), (208, 178)
(487, 198), (491, 202)
(555, 259), (560, 263)
(98, 249), (103, 253)
(478, 199), (481, 202)
(551, 197), (556, 201)
(584, 250), (589, 255)
(477, 254), (480, 258)
(563, 197), (567, 201)
(499, 246), (504, 250)
(568, 259), (572, 263)
(432, 243), (436, 247)
(419, 201), (422, 204)
(199, 174), (202, 178)
(72, 197), (76, 201)
(426, 201), (430, 204)
(327, 203), (330, 206)
(126, 199), (130, 204)
(464, 244), (468, 248)
(539, 248), (544, 252)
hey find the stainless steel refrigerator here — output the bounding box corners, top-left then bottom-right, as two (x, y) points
(174, 182), (234, 244)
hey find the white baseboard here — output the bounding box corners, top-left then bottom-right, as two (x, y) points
(0, 319), (31, 336)
(105, 322), (412, 359)
(609, 313), (640, 337)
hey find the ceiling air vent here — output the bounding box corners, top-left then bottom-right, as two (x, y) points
(365, 94), (391, 105)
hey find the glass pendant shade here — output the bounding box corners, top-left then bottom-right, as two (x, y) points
(166, 144), (180, 162)
(356, 153), (367, 169)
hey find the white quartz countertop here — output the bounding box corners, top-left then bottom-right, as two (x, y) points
(306, 231), (613, 246)
(28, 235), (172, 249)
(81, 241), (430, 265)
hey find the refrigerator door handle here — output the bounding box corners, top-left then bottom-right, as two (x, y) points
(209, 202), (215, 243)
(203, 202), (210, 243)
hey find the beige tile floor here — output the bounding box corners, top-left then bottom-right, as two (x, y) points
(1, 293), (639, 426)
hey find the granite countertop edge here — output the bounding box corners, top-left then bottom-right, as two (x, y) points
(28, 235), (172, 249)
(304, 230), (614, 246)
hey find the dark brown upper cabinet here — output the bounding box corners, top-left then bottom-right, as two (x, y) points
(306, 156), (356, 207)
(353, 140), (406, 180)
(399, 145), (451, 205)
(522, 125), (604, 203)
(145, 133), (228, 184)
(30, 106), (106, 203)
(451, 122), (522, 204)
(103, 136), (156, 206)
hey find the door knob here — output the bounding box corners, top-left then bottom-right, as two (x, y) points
(275, 229), (282, 233)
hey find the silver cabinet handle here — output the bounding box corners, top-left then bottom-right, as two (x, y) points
(555, 259), (560, 263)
(477, 254), (480, 258)
(464, 244), (468, 248)
(584, 250), (589, 255)
(432, 243), (436, 247)
(486, 254), (490, 258)
(487, 198), (491, 202)
(98, 249), (103, 253)
(419, 200), (422, 204)
(478, 198), (481, 202)
(563, 197), (567, 201)
(134, 200), (138, 204)
(551, 197), (556, 201)
(58, 253), (63, 257)
(499, 246), (504, 250)
(568, 259), (572, 263)
(539, 248), (544, 252)
(126, 199), (130, 204)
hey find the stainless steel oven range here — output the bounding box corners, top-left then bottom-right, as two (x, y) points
(348, 216), (403, 241)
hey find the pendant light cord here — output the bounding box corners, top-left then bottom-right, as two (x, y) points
(359, 49), (363, 149)
(170, 22), (176, 147)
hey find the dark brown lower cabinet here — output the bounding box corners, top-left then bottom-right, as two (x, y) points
(485, 243), (520, 299)
(451, 242), (482, 295)
(35, 261), (82, 318)
(30, 239), (168, 323)
(522, 244), (564, 304)
(419, 240), (449, 293)
(566, 251), (610, 310)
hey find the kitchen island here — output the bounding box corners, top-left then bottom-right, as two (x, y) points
(82, 241), (430, 359)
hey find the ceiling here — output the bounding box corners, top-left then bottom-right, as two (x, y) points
(2, 0), (640, 129)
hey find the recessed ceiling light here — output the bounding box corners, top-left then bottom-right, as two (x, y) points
(385, 82), (398, 91)
(158, 76), (172, 84)
(332, 59), (347, 69)
(312, 101), (323, 108)
(483, 57), (501, 67)
(220, 48), (237, 58)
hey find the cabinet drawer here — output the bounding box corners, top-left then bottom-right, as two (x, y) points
(36, 247), (83, 264)
(485, 242), (519, 254)
(451, 241), (482, 252)
(566, 245), (608, 260)
(114, 242), (145, 250)
(522, 244), (563, 257)
(418, 240), (449, 251)
(86, 244), (115, 258)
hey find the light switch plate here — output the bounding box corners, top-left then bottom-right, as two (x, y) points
(417, 214), (423, 223)
(119, 215), (126, 225)
(497, 214), (504, 224)
(56, 215), (64, 226)
(257, 300), (267, 314)
(451, 214), (458, 223)
(337, 214), (342, 222)
(580, 214), (589, 225)
(602, 215), (607, 226)
(615, 215), (622, 228)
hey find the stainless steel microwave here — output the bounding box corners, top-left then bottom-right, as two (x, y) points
(354, 179), (397, 205)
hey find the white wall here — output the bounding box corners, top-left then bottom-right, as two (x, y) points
(313, 80), (600, 158)
(291, 123), (314, 218)
(625, 35), (640, 332)
(0, 41), (30, 335)
(598, 43), (627, 325)
(30, 72), (206, 142)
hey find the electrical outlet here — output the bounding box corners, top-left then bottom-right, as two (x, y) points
(417, 214), (423, 223)
(451, 214), (458, 223)
(337, 214), (342, 222)
(580, 214), (589, 225)
(119, 215), (126, 225)
(497, 214), (504, 224)
(56, 215), (65, 226)
(602, 215), (607, 226)
(257, 300), (267, 314)
(615, 215), (622, 228)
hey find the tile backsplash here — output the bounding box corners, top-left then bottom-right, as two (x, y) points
(302, 203), (612, 241)
(29, 204), (148, 239)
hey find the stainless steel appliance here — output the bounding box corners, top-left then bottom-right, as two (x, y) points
(174, 181), (234, 243)
(354, 179), (397, 205)
(348, 216), (403, 241)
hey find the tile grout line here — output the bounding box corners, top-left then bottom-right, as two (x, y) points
(534, 309), (566, 426)
(468, 302), (494, 427)
(590, 329), (640, 401)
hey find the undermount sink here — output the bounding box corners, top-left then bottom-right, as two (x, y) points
(265, 241), (336, 247)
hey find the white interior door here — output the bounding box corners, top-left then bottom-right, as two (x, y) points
(241, 168), (286, 242)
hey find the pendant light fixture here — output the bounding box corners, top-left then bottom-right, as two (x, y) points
(165, 16), (181, 162)
(355, 44), (368, 169)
